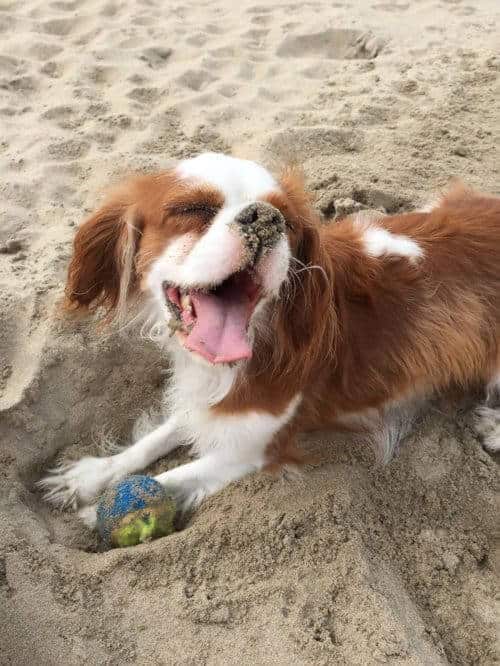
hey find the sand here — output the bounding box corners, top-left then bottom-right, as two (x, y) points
(1, 0), (499, 664)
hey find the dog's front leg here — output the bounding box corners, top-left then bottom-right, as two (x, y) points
(77, 447), (265, 530)
(40, 415), (182, 508)
(153, 397), (302, 510)
(79, 397), (302, 527)
(154, 452), (262, 510)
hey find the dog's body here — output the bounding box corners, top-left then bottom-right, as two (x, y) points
(41, 153), (500, 524)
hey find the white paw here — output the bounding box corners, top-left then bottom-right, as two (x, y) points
(179, 487), (208, 511)
(474, 406), (500, 452)
(156, 475), (209, 513)
(38, 456), (121, 508)
(169, 484), (209, 512)
(482, 433), (500, 453)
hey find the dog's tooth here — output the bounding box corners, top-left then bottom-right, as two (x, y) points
(180, 293), (192, 312)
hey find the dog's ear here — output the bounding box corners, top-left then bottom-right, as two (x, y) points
(277, 165), (314, 226)
(270, 166), (338, 381)
(65, 194), (142, 321)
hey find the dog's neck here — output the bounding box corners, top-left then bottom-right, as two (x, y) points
(166, 346), (238, 411)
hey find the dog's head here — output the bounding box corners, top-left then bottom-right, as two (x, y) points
(66, 152), (319, 366)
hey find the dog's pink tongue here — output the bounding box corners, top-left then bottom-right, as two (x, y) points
(184, 286), (252, 364)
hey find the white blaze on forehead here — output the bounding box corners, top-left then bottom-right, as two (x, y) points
(174, 215), (246, 287)
(176, 152), (278, 205)
(147, 204), (251, 291)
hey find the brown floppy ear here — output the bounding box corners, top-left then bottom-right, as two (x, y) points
(65, 196), (142, 321)
(271, 166), (338, 381)
(278, 165), (316, 226)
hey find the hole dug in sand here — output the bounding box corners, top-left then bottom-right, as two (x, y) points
(277, 29), (384, 60)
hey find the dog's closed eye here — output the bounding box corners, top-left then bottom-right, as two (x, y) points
(168, 203), (221, 222)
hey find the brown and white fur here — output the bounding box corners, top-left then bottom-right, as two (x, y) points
(40, 152), (500, 527)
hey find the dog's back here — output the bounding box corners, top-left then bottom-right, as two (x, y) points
(302, 186), (500, 430)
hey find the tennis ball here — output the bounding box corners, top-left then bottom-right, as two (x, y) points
(96, 475), (176, 548)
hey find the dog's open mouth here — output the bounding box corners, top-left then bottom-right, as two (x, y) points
(163, 270), (261, 364)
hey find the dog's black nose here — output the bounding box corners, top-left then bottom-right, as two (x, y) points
(237, 205), (260, 226)
(236, 202), (284, 230)
(234, 202), (285, 264)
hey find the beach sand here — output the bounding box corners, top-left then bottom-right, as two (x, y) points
(1, 0), (499, 663)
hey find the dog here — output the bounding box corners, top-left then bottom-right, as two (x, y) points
(40, 152), (500, 526)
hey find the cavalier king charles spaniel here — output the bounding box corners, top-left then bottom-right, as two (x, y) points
(40, 152), (500, 526)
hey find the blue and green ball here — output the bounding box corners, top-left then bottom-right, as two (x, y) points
(96, 475), (176, 548)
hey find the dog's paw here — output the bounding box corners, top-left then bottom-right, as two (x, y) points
(78, 504), (98, 529)
(474, 405), (500, 452)
(155, 475), (208, 513)
(178, 487), (208, 512)
(38, 456), (119, 508)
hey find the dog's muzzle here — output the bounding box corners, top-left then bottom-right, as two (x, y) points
(234, 202), (285, 265)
